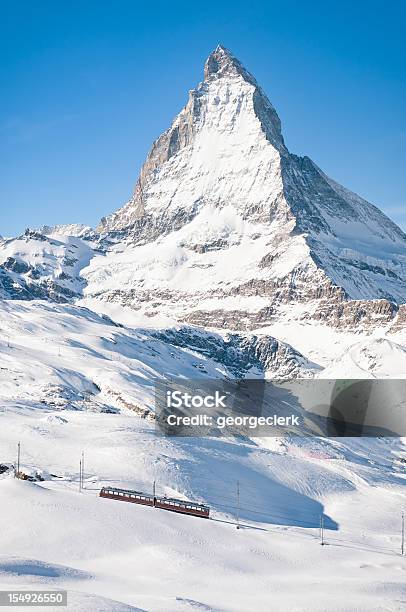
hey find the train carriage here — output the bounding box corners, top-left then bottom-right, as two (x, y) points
(155, 495), (210, 518)
(99, 486), (210, 518)
(100, 487), (154, 506)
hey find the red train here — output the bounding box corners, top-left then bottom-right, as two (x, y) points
(99, 486), (210, 519)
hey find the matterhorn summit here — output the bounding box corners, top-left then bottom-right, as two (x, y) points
(85, 45), (406, 332)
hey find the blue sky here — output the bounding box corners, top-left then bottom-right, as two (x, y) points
(0, 0), (405, 235)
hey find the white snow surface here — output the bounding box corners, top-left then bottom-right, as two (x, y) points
(0, 300), (405, 610)
(0, 400), (405, 611)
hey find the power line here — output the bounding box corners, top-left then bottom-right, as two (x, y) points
(203, 499), (322, 528)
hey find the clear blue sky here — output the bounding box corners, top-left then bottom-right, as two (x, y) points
(1, 0), (405, 236)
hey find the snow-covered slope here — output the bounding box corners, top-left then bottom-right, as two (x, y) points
(320, 337), (406, 379)
(0, 398), (405, 610)
(0, 300), (325, 418)
(0, 229), (95, 302)
(0, 300), (405, 609)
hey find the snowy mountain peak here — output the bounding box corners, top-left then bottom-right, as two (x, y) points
(3, 47), (406, 333)
(204, 44), (257, 85)
(97, 45), (286, 235)
(91, 46), (406, 323)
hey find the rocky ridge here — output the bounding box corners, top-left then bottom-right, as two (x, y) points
(86, 45), (406, 331)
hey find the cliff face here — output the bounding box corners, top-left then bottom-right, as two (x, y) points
(85, 45), (406, 330)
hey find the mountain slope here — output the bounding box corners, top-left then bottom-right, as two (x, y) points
(87, 45), (406, 330)
(0, 229), (95, 302)
(1, 413), (405, 611)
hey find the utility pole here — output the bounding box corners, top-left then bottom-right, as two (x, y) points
(320, 514), (324, 546)
(81, 451), (85, 490)
(16, 441), (21, 477)
(79, 459), (82, 493)
(236, 480), (240, 530)
(153, 480), (156, 506)
(401, 512), (404, 556)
